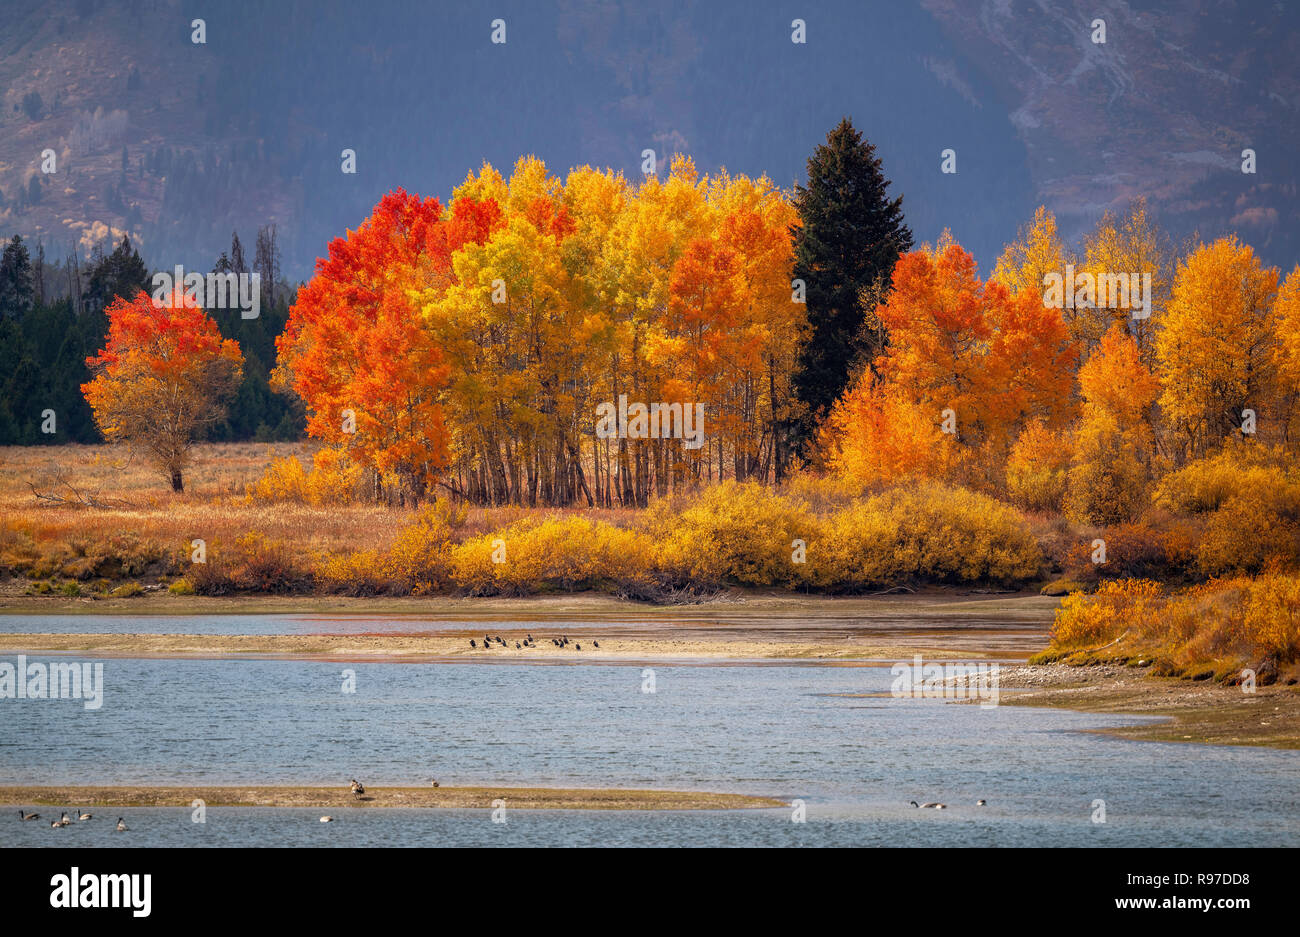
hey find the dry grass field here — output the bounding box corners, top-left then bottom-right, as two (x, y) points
(1, 442), (402, 568)
(0, 442), (650, 597)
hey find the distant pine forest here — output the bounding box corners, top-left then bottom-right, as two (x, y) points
(0, 230), (303, 445)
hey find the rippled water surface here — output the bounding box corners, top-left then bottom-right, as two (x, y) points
(2, 648), (1297, 847)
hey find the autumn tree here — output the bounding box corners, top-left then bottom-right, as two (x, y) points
(273, 189), (455, 504)
(82, 290), (244, 492)
(992, 205), (1067, 301)
(1066, 324), (1159, 524)
(1156, 237), (1280, 461)
(825, 237), (1074, 489)
(1077, 198), (1172, 360)
(1270, 265), (1300, 447)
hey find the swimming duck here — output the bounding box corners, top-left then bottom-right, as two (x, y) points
(910, 801), (946, 809)
(18, 810), (39, 821)
(116, 818), (128, 831)
(78, 809), (93, 820)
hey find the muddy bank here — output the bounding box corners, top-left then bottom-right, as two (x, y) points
(0, 785), (782, 811)
(0, 588), (1060, 621)
(996, 663), (1300, 750)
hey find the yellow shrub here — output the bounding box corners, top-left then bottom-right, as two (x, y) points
(1196, 487), (1300, 576)
(1049, 578), (1162, 650)
(1240, 574), (1300, 661)
(649, 481), (816, 587)
(1154, 445), (1295, 515)
(304, 447), (365, 505)
(246, 455), (309, 503)
(449, 516), (656, 596)
(246, 447), (366, 505)
(317, 549), (390, 595)
(809, 484), (1041, 589)
(381, 500), (466, 593)
(1042, 573), (1299, 675)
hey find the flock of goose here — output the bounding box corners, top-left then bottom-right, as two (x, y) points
(19, 809), (128, 831)
(469, 634), (599, 652)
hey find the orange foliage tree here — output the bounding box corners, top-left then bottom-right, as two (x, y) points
(825, 238), (1075, 488)
(82, 290), (244, 492)
(273, 189), (459, 504)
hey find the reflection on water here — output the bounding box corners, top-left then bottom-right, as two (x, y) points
(2, 657), (1296, 846)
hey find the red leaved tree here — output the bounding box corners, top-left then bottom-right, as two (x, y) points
(82, 289), (244, 492)
(272, 189), (455, 504)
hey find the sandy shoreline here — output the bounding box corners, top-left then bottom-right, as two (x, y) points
(0, 591), (1059, 661)
(0, 785), (783, 811)
(0, 630), (1031, 662)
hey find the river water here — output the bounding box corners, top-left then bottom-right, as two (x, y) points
(2, 627), (1296, 846)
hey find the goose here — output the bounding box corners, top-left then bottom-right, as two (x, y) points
(593, 641), (600, 648)
(78, 809), (93, 820)
(57, 812), (71, 826)
(18, 810), (39, 821)
(910, 801), (946, 809)
(575, 643), (581, 650)
(527, 634), (534, 643)
(976, 799), (986, 807)
(470, 639), (477, 648)
(349, 779), (365, 797)
(115, 818), (127, 832)
(320, 816), (334, 823)
(52, 818), (61, 828)
(430, 779), (440, 788)
(515, 642), (521, 649)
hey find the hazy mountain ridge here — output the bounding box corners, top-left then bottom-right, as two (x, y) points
(0, 0), (1294, 281)
(922, 0), (1300, 258)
